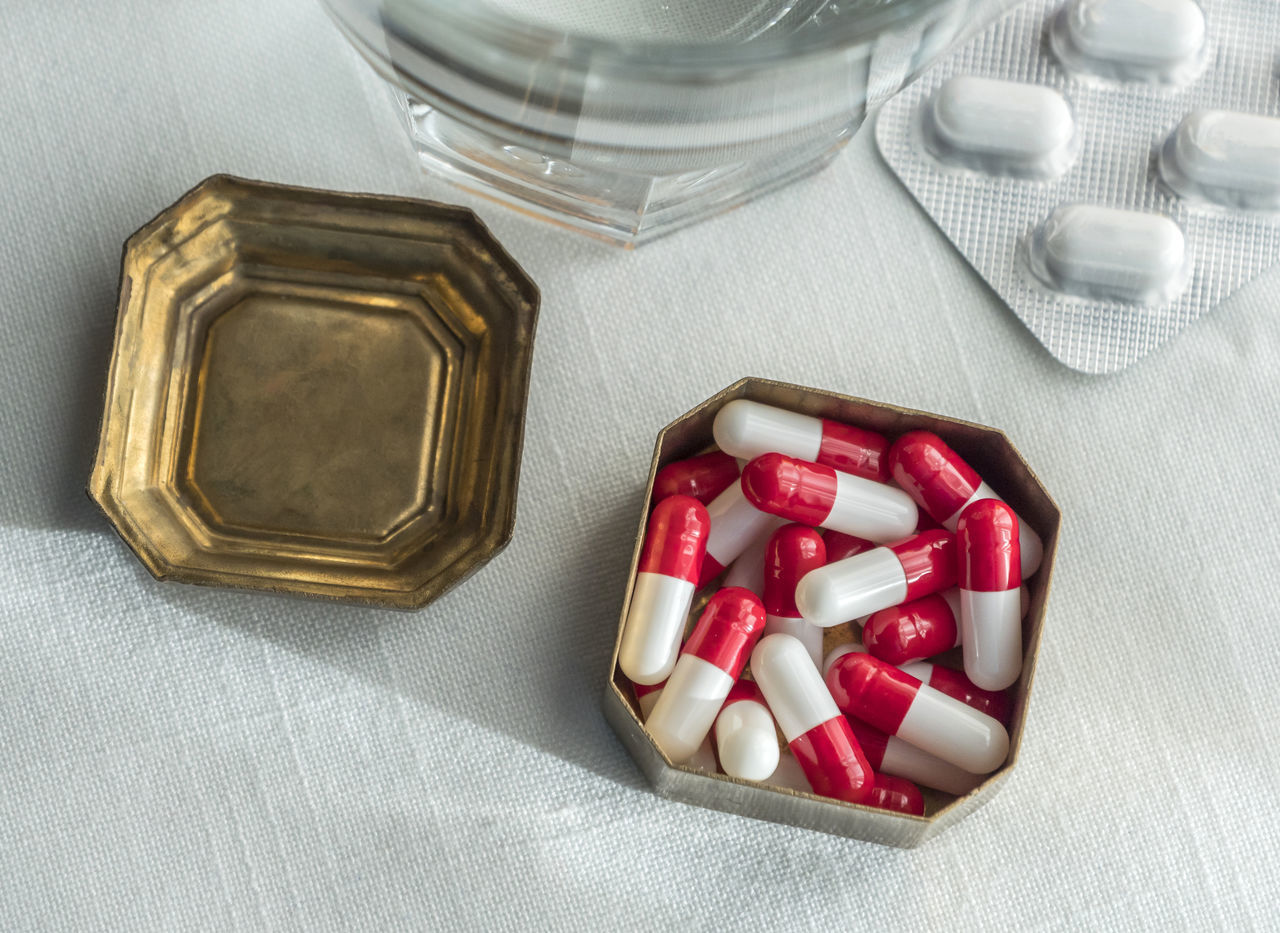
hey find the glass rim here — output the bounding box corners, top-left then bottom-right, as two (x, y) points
(364, 0), (956, 71)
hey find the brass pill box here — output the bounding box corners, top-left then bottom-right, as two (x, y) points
(603, 378), (1061, 847)
(89, 175), (538, 609)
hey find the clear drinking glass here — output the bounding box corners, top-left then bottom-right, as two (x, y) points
(323, 0), (1005, 245)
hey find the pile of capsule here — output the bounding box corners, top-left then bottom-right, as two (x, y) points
(617, 399), (1044, 816)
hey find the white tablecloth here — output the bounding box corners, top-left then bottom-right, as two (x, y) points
(2, 2), (1277, 930)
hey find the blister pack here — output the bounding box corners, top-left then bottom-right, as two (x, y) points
(875, 0), (1280, 374)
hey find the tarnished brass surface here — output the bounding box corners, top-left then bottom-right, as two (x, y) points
(604, 378), (1061, 847)
(89, 175), (538, 609)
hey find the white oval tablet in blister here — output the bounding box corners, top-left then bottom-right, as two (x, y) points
(923, 76), (1078, 179)
(1051, 0), (1207, 84)
(1028, 204), (1190, 303)
(1159, 109), (1280, 210)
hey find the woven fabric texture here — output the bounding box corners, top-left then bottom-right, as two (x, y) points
(1, 1), (1277, 930)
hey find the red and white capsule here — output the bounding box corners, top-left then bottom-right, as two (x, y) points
(822, 647), (982, 795)
(740, 454), (917, 543)
(862, 584), (1031, 665)
(824, 645), (1011, 727)
(867, 772), (926, 816)
(862, 590), (962, 665)
(713, 398), (891, 482)
(899, 661), (1012, 725)
(618, 495), (710, 685)
(647, 588), (767, 763)
(844, 716), (983, 796)
(751, 634), (874, 804)
(699, 479), (781, 586)
(653, 450), (741, 505)
(957, 499), (1022, 691)
(714, 681), (780, 781)
(763, 525), (827, 669)
(888, 431), (1043, 577)
(795, 530), (958, 628)
(826, 652), (1009, 774)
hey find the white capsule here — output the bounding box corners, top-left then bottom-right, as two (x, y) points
(1159, 110), (1280, 211)
(647, 656), (735, 764)
(1028, 204), (1190, 304)
(897, 684), (1010, 774)
(618, 573), (696, 686)
(960, 589), (1023, 691)
(763, 615), (824, 670)
(713, 399), (823, 463)
(701, 481), (778, 582)
(751, 635), (840, 742)
(924, 76), (1078, 179)
(1051, 0), (1206, 84)
(714, 694), (780, 782)
(799, 548), (907, 627)
(636, 681), (718, 770)
(876, 732), (985, 797)
(826, 471), (919, 543)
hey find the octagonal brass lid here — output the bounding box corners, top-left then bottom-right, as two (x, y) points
(89, 175), (539, 609)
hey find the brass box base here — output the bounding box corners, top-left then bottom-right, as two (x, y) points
(604, 378), (1061, 847)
